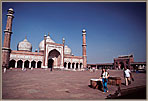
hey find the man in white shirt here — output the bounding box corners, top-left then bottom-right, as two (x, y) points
(124, 67), (133, 86)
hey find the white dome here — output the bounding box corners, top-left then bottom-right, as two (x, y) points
(39, 34), (55, 51)
(64, 45), (72, 55)
(17, 37), (32, 52)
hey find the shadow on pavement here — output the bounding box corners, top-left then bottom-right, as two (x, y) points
(106, 85), (146, 99)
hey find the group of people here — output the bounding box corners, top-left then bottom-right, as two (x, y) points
(2, 67), (34, 73)
(22, 67), (34, 71)
(99, 66), (134, 93)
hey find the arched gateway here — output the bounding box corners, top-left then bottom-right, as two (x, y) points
(48, 49), (61, 69)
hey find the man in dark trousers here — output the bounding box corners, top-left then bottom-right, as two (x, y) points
(50, 65), (52, 71)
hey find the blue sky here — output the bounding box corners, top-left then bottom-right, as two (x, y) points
(2, 2), (146, 64)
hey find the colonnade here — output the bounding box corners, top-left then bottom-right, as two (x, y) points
(9, 59), (42, 69)
(64, 62), (83, 70)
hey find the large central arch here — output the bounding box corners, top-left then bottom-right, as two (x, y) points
(48, 49), (61, 68)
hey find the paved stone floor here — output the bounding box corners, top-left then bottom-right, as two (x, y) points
(2, 69), (146, 100)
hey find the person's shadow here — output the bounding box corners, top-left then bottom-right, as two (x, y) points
(88, 81), (103, 91)
(121, 83), (125, 86)
(106, 85), (121, 99)
(97, 81), (103, 91)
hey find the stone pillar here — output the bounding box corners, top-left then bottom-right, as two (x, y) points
(78, 64), (80, 70)
(35, 62), (37, 68)
(82, 29), (87, 68)
(15, 61), (17, 68)
(2, 8), (14, 68)
(29, 61), (31, 68)
(66, 62), (68, 69)
(70, 63), (72, 69)
(43, 35), (47, 67)
(74, 63), (76, 70)
(22, 61), (24, 70)
(41, 62), (43, 68)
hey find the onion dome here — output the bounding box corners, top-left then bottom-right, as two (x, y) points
(17, 37), (32, 52)
(64, 45), (72, 55)
(39, 34), (55, 51)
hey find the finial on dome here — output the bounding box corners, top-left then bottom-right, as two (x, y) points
(48, 32), (50, 36)
(24, 36), (28, 41)
(62, 37), (65, 45)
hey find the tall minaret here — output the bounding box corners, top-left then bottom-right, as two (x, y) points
(62, 38), (65, 67)
(43, 34), (47, 67)
(2, 8), (14, 68)
(82, 29), (87, 68)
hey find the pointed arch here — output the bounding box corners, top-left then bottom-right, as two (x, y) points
(48, 49), (61, 68)
(9, 59), (16, 68)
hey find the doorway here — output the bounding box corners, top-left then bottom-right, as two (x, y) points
(119, 62), (124, 69)
(48, 59), (54, 71)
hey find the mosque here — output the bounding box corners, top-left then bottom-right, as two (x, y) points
(2, 8), (146, 72)
(2, 8), (87, 71)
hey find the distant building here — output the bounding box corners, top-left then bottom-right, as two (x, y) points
(114, 54), (134, 69)
(2, 8), (87, 71)
(88, 54), (146, 71)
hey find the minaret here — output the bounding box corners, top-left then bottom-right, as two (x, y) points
(2, 8), (14, 68)
(62, 38), (65, 67)
(43, 34), (47, 67)
(82, 29), (87, 68)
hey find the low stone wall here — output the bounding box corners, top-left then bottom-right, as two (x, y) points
(108, 77), (121, 86)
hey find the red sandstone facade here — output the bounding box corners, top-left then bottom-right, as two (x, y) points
(82, 29), (87, 68)
(114, 55), (134, 69)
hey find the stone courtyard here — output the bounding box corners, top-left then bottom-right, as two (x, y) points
(2, 69), (146, 100)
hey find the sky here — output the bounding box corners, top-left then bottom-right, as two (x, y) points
(2, 2), (146, 64)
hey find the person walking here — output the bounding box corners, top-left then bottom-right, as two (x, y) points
(4, 67), (7, 73)
(2, 62), (7, 73)
(100, 68), (110, 93)
(124, 67), (134, 86)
